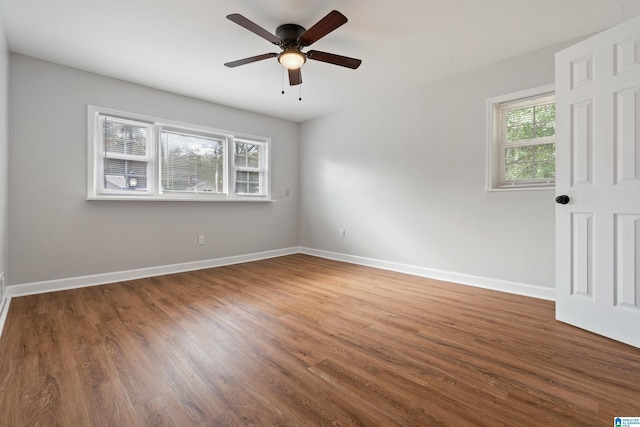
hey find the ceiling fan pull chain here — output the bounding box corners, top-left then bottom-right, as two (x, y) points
(299, 83), (302, 101)
(281, 68), (285, 94)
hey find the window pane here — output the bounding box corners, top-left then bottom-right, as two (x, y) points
(505, 146), (534, 163)
(507, 124), (535, 142)
(235, 171), (260, 194)
(504, 142), (555, 182)
(534, 143), (555, 161)
(235, 142), (261, 168)
(534, 121), (555, 138)
(535, 103), (555, 123)
(505, 162), (534, 181)
(104, 159), (148, 191)
(505, 102), (555, 143)
(506, 107), (533, 142)
(100, 116), (147, 156)
(161, 131), (225, 193)
(535, 161), (555, 179)
(507, 107), (533, 126)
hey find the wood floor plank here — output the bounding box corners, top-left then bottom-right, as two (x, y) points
(1, 254), (639, 426)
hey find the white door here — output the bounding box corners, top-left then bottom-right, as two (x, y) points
(555, 14), (640, 349)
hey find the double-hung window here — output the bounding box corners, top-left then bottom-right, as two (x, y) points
(487, 85), (556, 190)
(88, 106), (270, 200)
(234, 139), (267, 195)
(98, 115), (154, 194)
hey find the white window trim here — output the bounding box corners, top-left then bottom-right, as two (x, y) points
(486, 84), (555, 192)
(87, 106), (271, 201)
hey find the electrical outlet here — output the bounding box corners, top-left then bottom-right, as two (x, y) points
(339, 229), (346, 238)
(198, 235), (205, 245)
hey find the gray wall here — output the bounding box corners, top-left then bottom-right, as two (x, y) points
(299, 42), (569, 289)
(8, 54), (299, 285)
(0, 12), (8, 288)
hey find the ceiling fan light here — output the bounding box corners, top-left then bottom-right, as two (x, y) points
(278, 50), (306, 70)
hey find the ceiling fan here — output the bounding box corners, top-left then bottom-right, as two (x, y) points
(224, 10), (362, 86)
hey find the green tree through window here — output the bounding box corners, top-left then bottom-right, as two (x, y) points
(499, 95), (555, 186)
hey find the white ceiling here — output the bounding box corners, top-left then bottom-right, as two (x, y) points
(1, 0), (639, 123)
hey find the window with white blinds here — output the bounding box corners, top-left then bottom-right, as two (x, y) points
(486, 85), (555, 190)
(88, 106), (270, 200)
(98, 115), (153, 193)
(161, 130), (225, 194)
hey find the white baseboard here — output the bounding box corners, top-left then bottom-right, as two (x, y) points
(6, 246), (555, 301)
(0, 295), (10, 339)
(299, 247), (555, 301)
(6, 247), (300, 298)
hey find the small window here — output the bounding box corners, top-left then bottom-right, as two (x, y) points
(234, 139), (267, 196)
(98, 115), (154, 194)
(88, 106), (270, 200)
(487, 85), (555, 190)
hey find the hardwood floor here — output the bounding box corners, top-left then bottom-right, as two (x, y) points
(1, 254), (639, 426)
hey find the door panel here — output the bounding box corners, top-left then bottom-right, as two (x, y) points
(571, 212), (594, 298)
(615, 214), (640, 309)
(556, 14), (640, 348)
(571, 100), (594, 186)
(615, 87), (640, 184)
(571, 100), (595, 186)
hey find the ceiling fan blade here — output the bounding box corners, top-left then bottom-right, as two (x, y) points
(288, 68), (302, 86)
(299, 10), (347, 46)
(224, 53), (278, 68)
(226, 14), (281, 45)
(306, 50), (362, 69)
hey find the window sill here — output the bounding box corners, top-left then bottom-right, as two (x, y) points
(486, 186), (555, 193)
(86, 195), (274, 202)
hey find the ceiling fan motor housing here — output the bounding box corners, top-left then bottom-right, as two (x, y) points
(276, 24), (306, 48)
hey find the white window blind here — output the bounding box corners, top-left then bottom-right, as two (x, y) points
(160, 129), (226, 194)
